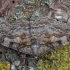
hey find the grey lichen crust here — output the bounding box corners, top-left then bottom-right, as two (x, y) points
(0, 0), (70, 56)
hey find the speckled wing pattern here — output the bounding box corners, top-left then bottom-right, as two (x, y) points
(0, 0), (70, 57)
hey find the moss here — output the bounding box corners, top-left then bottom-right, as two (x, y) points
(0, 62), (10, 70)
(37, 44), (70, 70)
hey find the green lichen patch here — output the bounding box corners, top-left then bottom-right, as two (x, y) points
(37, 44), (70, 70)
(0, 62), (10, 70)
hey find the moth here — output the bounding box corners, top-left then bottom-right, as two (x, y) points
(0, 0), (70, 57)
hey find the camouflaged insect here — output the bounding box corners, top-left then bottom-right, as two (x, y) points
(0, 0), (70, 57)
